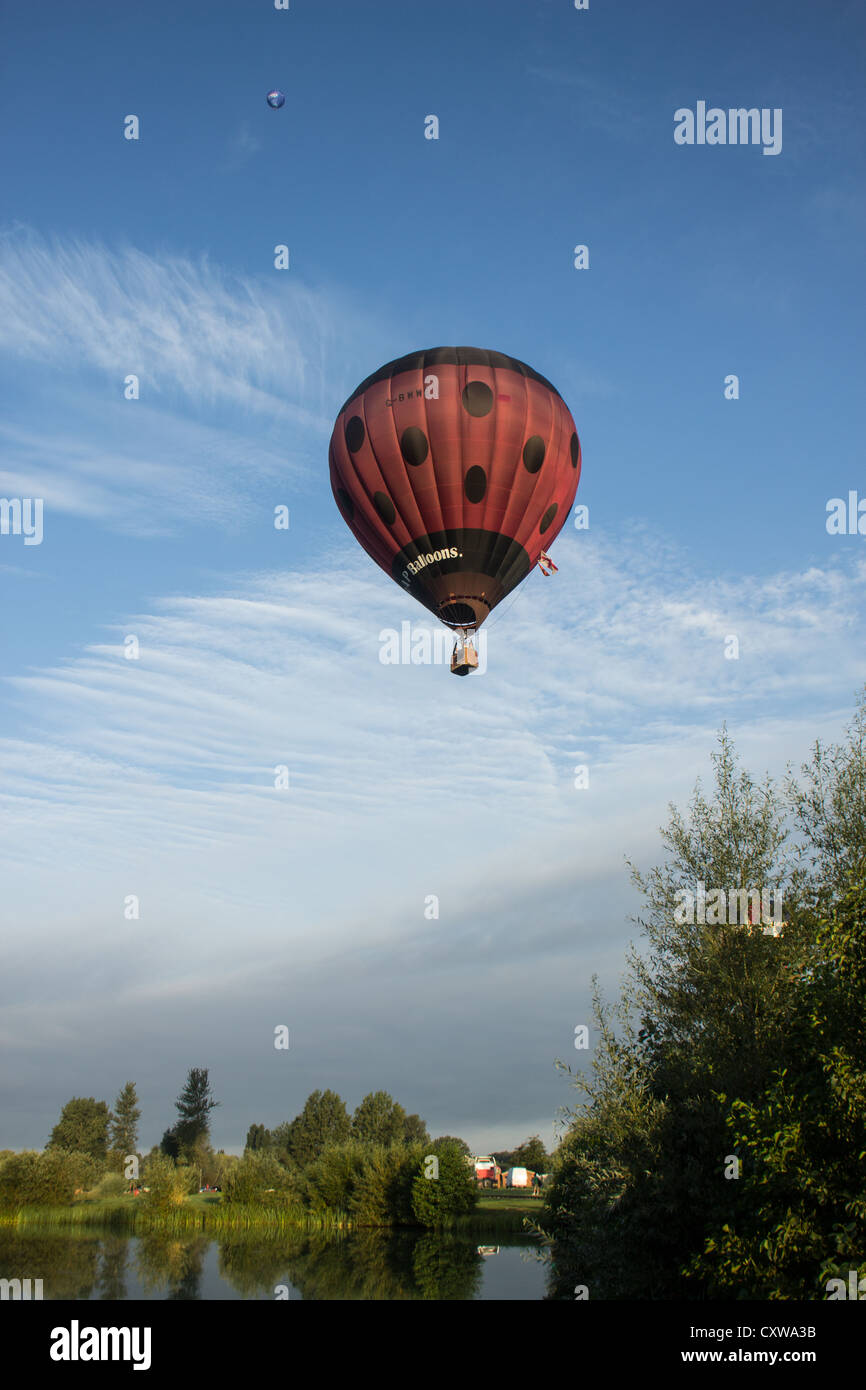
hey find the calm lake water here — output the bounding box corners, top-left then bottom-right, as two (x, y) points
(0, 1227), (550, 1300)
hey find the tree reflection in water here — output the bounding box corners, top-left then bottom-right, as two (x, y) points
(0, 1226), (544, 1300)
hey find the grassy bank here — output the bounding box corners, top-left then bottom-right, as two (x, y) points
(0, 1192), (541, 1237)
(0, 1197), (346, 1236)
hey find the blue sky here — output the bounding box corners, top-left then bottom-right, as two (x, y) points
(1, 0), (865, 1154)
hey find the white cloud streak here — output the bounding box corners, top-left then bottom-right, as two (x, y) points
(0, 231), (391, 532)
(0, 230), (339, 424)
(1, 534), (862, 977)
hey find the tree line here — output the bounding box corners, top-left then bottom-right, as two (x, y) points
(0, 1067), (553, 1227)
(0, 1077), (485, 1226)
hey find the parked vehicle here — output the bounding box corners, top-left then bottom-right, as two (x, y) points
(473, 1156), (500, 1187)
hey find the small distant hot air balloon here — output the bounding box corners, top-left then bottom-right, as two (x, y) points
(266, 89), (285, 109)
(329, 346), (582, 674)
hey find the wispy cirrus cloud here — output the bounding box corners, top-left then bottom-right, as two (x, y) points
(2, 530), (863, 905)
(0, 404), (298, 534)
(0, 228), (343, 424)
(0, 230), (389, 532)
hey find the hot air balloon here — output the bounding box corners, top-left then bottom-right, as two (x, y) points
(329, 346), (581, 674)
(266, 89), (285, 109)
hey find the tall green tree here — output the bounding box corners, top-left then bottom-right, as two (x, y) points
(513, 1136), (549, 1171)
(160, 1128), (180, 1160)
(269, 1120), (293, 1164)
(351, 1091), (407, 1146)
(285, 1090), (351, 1167)
(545, 728), (801, 1298)
(47, 1098), (111, 1161)
(402, 1113), (430, 1146)
(546, 699), (866, 1299)
(692, 866), (866, 1298)
(245, 1123), (270, 1152)
(173, 1068), (219, 1155)
(430, 1135), (470, 1157)
(494, 1137), (549, 1170)
(786, 691), (866, 910)
(109, 1082), (141, 1160)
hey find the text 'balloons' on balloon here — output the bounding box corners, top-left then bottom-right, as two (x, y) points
(329, 346), (582, 663)
(266, 90), (285, 109)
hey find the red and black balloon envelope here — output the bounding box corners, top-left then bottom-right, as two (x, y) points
(329, 346), (581, 632)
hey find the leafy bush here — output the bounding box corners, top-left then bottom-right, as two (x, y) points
(0, 1148), (99, 1207)
(0, 1151), (41, 1207)
(220, 1151), (299, 1208)
(212, 1151), (240, 1186)
(141, 1153), (195, 1209)
(410, 1141), (478, 1226)
(93, 1172), (129, 1200)
(303, 1142), (366, 1214)
(349, 1144), (408, 1226)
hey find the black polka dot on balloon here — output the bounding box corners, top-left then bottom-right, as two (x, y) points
(570, 432), (580, 467)
(336, 487), (354, 520)
(374, 491), (396, 525)
(400, 426), (429, 467)
(539, 502), (558, 534)
(461, 381), (493, 417)
(523, 436), (545, 474)
(345, 415), (365, 452)
(464, 466), (487, 503)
